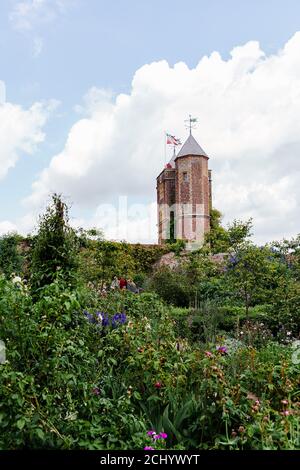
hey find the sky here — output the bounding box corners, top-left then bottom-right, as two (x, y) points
(0, 0), (300, 243)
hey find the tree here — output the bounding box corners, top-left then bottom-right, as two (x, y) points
(205, 208), (229, 253)
(149, 267), (192, 307)
(267, 236), (300, 333)
(30, 194), (79, 292)
(205, 208), (252, 253)
(225, 243), (276, 316)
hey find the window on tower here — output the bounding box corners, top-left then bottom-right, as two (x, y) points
(183, 172), (189, 183)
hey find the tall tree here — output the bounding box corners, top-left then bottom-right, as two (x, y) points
(30, 194), (79, 292)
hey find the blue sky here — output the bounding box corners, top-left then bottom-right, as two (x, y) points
(1, 0), (300, 242)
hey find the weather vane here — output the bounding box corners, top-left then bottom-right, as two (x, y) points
(185, 114), (198, 135)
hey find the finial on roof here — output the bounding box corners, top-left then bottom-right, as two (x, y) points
(184, 114), (198, 135)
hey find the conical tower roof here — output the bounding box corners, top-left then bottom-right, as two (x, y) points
(176, 134), (208, 159)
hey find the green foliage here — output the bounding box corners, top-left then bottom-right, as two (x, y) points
(224, 243), (276, 315)
(0, 276), (146, 449)
(0, 274), (299, 450)
(79, 237), (168, 288)
(1, 195), (300, 451)
(205, 208), (252, 253)
(205, 208), (229, 253)
(30, 194), (79, 293)
(165, 239), (186, 255)
(0, 233), (23, 277)
(148, 267), (192, 307)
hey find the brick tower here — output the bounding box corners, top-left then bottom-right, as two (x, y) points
(157, 130), (211, 249)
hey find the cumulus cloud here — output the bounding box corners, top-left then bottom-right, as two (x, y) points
(24, 33), (300, 243)
(0, 93), (57, 180)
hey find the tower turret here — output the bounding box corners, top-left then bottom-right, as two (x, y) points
(174, 134), (211, 248)
(156, 121), (212, 249)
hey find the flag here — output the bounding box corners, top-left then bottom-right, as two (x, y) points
(166, 133), (181, 145)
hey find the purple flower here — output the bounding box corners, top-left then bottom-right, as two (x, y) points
(144, 446), (154, 450)
(159, 432), (168, 439)
(84, 310), (127, 329)
(95, 311), (104, 322)
(92, 387), (100, 395)
(147, 430), (156, 436)
(111, 312), (127, 328)
(216, 345), (227, 354)
(102, 314), (110, 327)
(84, 310), (97, 324)
(229, 254), (239, 266)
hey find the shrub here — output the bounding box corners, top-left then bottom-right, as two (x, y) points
(148, 267), (192, 307)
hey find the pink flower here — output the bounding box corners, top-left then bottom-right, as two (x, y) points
(92, 387), (100, 395)
(281, 410), (290, 416)
(281, 399), (288, 405)
(205, 351), (213, 358)
(160, 432), (168, 439)
(144, 446), (154, 450)
(154, 381), (162, 389)
(147, 430), (156, 436)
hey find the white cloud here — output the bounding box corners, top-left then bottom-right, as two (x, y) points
(0, 93), (57, 180)
(24, 33), (300, 243)
(9, 0), (72, 31)
(0, 221), (18, 236)
(9, 0), (74, 57)
(90, 199), (157, 244)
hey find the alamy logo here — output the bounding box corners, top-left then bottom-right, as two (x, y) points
(0, 340), (6, 364)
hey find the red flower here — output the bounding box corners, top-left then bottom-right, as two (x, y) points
(154, 381), (162, 389)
